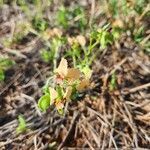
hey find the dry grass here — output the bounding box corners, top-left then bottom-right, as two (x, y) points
(0, 0), (150, 149)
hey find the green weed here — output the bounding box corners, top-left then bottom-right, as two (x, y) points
(32, 16), (48, 32)
(40, 37), (65, 70)
(3, 22), (31, 47)
(56, 6), (87, 31)
(16, 115), (27, 134)
(109, 72), (117, 91)
(56, 6), (69, 29)
(0, 58), (15, 81)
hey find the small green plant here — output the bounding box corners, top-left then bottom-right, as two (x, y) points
(17, 0), (31, 17)
(133, 25), (150, 53)
(111, 27), (122, 41)
(71, 6), (87, 31)
(89, 24), (123, 53)
(56, 6), (69, 29)
(109, 72), (117, 91)
(107, 0), (130, 18)
(66, 38), (83, 67)
(134, 26), (145, 43)
(3, 21), (31, 47)
(90, 24), (114, 49)
(40, 48), (54, 63)
(32, 16), (48, 32)
(0, 58), (15, 81)
(40, 34), (65, 70)
(16, 115), (27, 134)
(134, 0), (149, 14)
(38, 58), (91, 114)
(108, 0), (118, 18)
(56, 6), (87, 31)
(66, 35), (92, 78)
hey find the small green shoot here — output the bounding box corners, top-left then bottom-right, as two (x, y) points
(71, 6), (87, 31)
(90, 25), (114, 50)
(109, 72), (117, 91)
(56, 6), (69, 29)
(107, 0), (130, 18)
(40, 48), (55, 63)
(2, 22), (31, 46)
(66, 43), (81, 67)
(16, 115), (27, 134)
(40, 37), (63, 70)
(0, 69), (5, 81)
(32, 16), (48, 32)
(56, 6), (87, 31)
(134, 26), (145, 43)
(108, 0), (118, 18)
(134, 0), (148, 14)
(0, 58), (15, 81)
(111, 27), (122, 41)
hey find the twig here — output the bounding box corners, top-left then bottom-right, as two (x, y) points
(109, 58), (127, 75)
(3, 48), (27, 58)
(122, 82), (150, 94)
(89, 0), (95, 27)
(0, 72), (22, 95)
(58, 112), (79, 150)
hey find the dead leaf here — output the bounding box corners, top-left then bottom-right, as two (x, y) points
(64, 86), (72, 100)
(142, 103), (150, 112)
(66, 68), (81, 80)
(67, 37), (77, 45)
(55, 101), (64, 110)
(49, 87), (58, 105)
(77, 78), (90, 91)
(53, 28), (62, 37)
(76, 35), (86, 47)
(136, 113), (150, 124)
(112, 19), (124, 28)
(46, 28), (62, 39)
(55, 58), (68, 78)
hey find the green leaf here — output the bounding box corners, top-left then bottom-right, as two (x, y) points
(0, 58), (15, 81)
(109, 0), (118, 18)
(100, 31), (107, 49)
(32, 16), (48, 32)
(0, 58), (15, 70)
(109, 72), (117, 91)
(16, 115), (27, 134)
(134, 26), (145, 43)
(56, 86), (64, 100)
(57, 6), (68, 29)
(38, 93), (50, 111)
(112, 28), (122, 40)
(40, 49), (53, 63)
(72, 6), (87, 31)
(0, 70), (5, 81)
